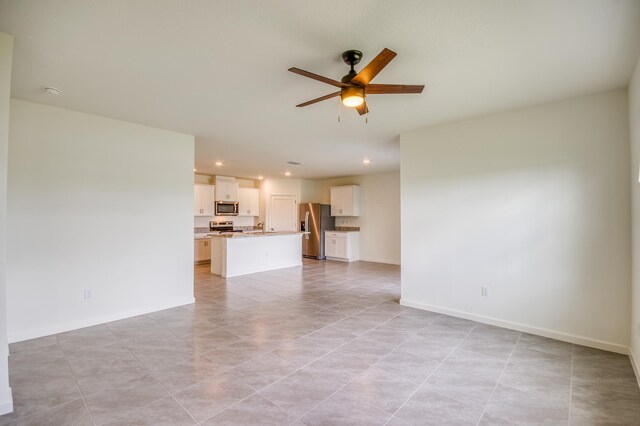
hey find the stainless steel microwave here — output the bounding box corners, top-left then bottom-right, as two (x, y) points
(215, 201), (239, 216)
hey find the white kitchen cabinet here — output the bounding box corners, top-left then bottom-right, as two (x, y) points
(194, 238), (212, 263)
(238, 187), (260, 216)
(215, 180), (238, 201)
(194, 184), (215, 216)
(330, 185), (360, 216)
(324, 231), (360, 262)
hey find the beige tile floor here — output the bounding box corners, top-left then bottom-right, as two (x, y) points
(1, 259), (639, 425)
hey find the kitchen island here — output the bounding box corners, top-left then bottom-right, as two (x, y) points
(210, 232), (305, 278)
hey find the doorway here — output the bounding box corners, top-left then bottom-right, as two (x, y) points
(269, 195), (297, 231)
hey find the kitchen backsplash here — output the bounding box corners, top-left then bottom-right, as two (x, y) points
(335, 216), (361, 228)
(194, 215), (256, 228)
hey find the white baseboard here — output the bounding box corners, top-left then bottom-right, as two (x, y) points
(8, 297), (195, 343)
(0, 389), (13, 416)
(400, 298), (629, 355)
(629, 347), (640, 388)
(359, 257), (401, 266)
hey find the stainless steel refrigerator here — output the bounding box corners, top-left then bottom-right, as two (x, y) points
(300, 203), (335, 259)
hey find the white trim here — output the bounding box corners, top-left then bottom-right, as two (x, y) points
(400, 298), (629, 354)
(359, 258), (401, 266)
(630, 347), (640, 389)
(326, 257), (350, 263)
(8, 297), (195, 343)
(0, 389), (13, 416)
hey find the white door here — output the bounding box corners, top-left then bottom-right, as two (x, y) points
(270, 195), (297, 231)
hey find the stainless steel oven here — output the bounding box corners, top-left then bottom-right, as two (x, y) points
(215, 201), (239, 216)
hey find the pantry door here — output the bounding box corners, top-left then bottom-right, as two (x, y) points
(269, 195), (297, 232)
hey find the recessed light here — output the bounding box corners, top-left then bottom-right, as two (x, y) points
(193, 168), (197, 172)
(215, 161), (223, 166)
(258, 175), (264, 180)
(285, 171), (291, 177)
(363, 159), (371, 164)
(43, 86), (62, 96)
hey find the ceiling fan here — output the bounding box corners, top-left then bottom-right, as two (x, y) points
(288, 48), (424, 116)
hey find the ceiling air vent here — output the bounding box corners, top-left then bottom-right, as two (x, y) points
(287, 161), (302, 166)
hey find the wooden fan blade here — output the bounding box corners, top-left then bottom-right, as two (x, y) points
(351, 48), (397, 86)
(296, 91), (341, 107)
(366, 84), (424, 94)
(288, 68), (348, 88)
(355, 101), (369, 116)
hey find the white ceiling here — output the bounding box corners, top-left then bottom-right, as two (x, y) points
(1, 0), (639, 179)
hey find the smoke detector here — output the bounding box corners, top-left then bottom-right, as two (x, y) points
(43, 86), (62, 96)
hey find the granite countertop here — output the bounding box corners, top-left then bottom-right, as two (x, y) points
(210, 231), (309, 239)
(195, 226), (265, 239)
(195, 233), (214, 239)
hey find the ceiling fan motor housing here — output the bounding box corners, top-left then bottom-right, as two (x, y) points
(341, 50), (363, 83)
(341, 69), (358, 83)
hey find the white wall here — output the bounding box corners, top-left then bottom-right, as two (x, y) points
(629, 57), (640, 369)
(7, 100), (195, 342)
(314, 172), (401, 265)
(0, 32), (13, 416)
(401, 90), (631, 352)
(300, 179), (316, 203)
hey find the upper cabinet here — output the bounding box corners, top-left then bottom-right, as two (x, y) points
(215, 180), (238, 201)
(238, 187), (260, 216)
(330, 185), (360, 216)
(194, 184), (215, 216)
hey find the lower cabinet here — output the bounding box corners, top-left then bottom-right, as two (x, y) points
(195, 238), (212, 263)
(324, 231), (360, 262)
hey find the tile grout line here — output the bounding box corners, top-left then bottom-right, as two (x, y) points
(285, 314), (423, 424)
(382, 323), (480, 426)
(568, 343), (574, 426)
(122, 345), (203, 426)
(101, 321), (204, 425)
(3, 338), (100, 426)
(3, 262), (400, 425)
(473, 331), (523, 426)
(194, 291), (401, 423)
(240, 304), (411, 423)
(56, 334), (99, 426)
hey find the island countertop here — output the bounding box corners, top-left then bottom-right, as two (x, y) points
(208, 231), (309, 239)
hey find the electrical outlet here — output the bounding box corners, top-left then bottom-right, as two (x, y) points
(83, 289), (92, 300)
(481, 286), (490, 297)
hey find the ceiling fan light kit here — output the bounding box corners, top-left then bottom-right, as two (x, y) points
(289, 48), (424, 116)
(341, 86), (365, 107)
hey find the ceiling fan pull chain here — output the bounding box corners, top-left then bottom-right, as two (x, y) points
(337, 97), (341, 123)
